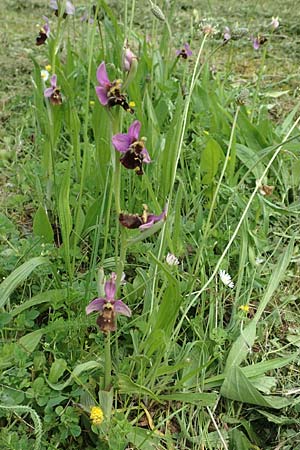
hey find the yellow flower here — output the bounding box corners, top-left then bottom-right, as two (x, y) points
(129, 101), (136, 108)
(45, 64), (52, 72)
(239, 305), (249, 313)
(90, 406), (104, 425)
(89, 100), (95, 106)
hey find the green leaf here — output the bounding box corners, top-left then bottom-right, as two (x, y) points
(224, 321), (256, 372)
(18, 330), (43, 353)
(33, 205), (54, 243)
(159, 392), (217, 406)
(48, 359), (68, 384)
(98, 389), (113, 420)
(221, 366), (292, 409)
(229, 429), (253, 450)
(118, 374), (163, 403)
(47, 361), (102, 390)
(200, 138), (222, 184)
(11, 289), (72, 317)
(0, 257), (50, 308)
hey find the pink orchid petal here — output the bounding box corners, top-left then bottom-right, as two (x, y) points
(104, 274), (117, 301)
(139, 219), (155, 230)
(86, 298), (106, 314)
(128, 120), (141, 141)
(112, 133), (131, 153)
(50, 74), (57, 88)
(141, 147), (151, 163)
(66, 0), (75, 15)
(96, 62), (111, 86)
(114, 300), (132, 317)
(44, 87), (54, 97)
(95, 86), (109, 105)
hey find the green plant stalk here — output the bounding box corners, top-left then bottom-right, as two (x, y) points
(72, 4), (100, 273)
(173, 114), (300, 339)
(192, 106), (240, 277)
(250, 43), (268, 122)
(104, 332), (112, 390)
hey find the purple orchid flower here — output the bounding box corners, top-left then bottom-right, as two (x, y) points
(50, 0), (75, 17)
(223, 26), (231, 42)
(44, 74), (62, 105)
(119, 204), (167, 230)
(251, 35), (267, 50)
(36, 16), (50, 46)
(176, 43), (193, 59)
(86, 272), (131, 333)
(95, 61), (134, 113)
(80, 9), (94, 24)
(112, 120), (151, 175)
(123, 47), (137, 72)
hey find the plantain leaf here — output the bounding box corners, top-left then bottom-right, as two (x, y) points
(0, 257), (49, 309)
(200, 138), (222, 184)
(221, 366), (292, 409)
(18, 330), (43, 353)
(33, 205), (54, 243)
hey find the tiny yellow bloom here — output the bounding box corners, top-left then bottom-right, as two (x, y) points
(45, 64), (52, 72)
(203, 130), (209, 135)
(239, 305), (249, 313)
(129, 101), (136, 108)
(90, 406), (104, 425)
(89, 100), (95, 106)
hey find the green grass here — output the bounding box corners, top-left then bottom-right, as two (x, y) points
(1, 1), (300, 449)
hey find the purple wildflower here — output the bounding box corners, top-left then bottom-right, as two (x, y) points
(176, 43), (193, 59)
(86, 272), (131, 333)
(119, 204), (167, 230)
(44, 74), (62, 105)
(95, 61), (134, 113)
(223, 26), (231, 42)
(36, 16), (50, 46)
(80, 9), (94, 24)
(112, 120), (150, 175)
(50, 0), (75, 17)
(251, 35), (267, 50)
(123, 47), (137, 72)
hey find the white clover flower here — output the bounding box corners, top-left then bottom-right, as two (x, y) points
(41, 69), (49, 81)
(166, 252), (179, 266)
(219, 269), (234, 288)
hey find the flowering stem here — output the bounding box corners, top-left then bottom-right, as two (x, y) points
(250, 43), (268, 122)
(104, 332), (112, 390)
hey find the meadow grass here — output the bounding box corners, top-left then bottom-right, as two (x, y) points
(1, 1), (300, 449)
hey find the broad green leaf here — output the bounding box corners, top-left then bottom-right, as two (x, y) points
(221, 366), (291, 409)
(200, 138), (222, 184)
(58, 163), (72, 275)
(229, 429), (253, 450)
(224, 321), (256, 372)
(126, 427), (160, 450)
(258, 410), (300, 425)
(18, 330), (43, 353)
(47, 361), (102, 390)
(236, 143), (264, 179)
(11, 289), (72, 317)
(98, 389), (113, 420)
(33, 205), (54, 243)
(48, 359), (68, 384)
(0, 257), (49, 308)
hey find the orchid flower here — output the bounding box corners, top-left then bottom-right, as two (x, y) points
(95, 62), (134, 113)
(44, 75), (62, 105)
(86, 272), (131, 333)
(112, 120), (150, 175)
(50, 0), (75, 17)
(36, 16), (50, 46)
(119, 204), (167, 230)
(176, 43), (193, 59)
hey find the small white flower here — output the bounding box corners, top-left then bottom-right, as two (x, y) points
(270, 16), (279, 29)
(219, 269), (234, 288)
(166, 252), (179, 266)
(255, 257), (265, 265)
(41, 69), (49, 81)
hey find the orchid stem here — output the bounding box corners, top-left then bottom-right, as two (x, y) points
(104, 332), (112, 390)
